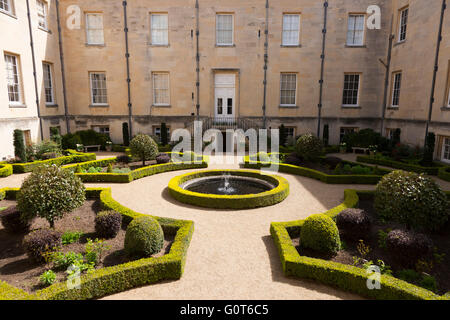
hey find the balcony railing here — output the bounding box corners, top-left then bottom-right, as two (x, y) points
(186, 117), (262, 135)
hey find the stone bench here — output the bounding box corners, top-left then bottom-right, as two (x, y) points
(83, 145), (101, 152)
(352, 147), (369, 154)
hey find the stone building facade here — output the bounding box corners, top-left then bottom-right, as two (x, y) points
(1, 0), (449, 163)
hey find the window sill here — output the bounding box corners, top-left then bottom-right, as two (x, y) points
(441, 106), (450, 111)
(85, 43), (106, 47)
(45, 104), (58, 108)
(394, 40), (406, 47)
(342, 105), (362, 109)
(0, 9), (17, 19)
(152, 104), (171, 108)
(280, 44), (302, 48)
(345, 44), (366, 48)
(149, 44), (170, 47)
(38, 26), (52, 34)
(215, 44), (235, 48)
(279, 105), (299, 109)
(9, 104), (27, 108)
(387, 106), (399, 110)
(89, 104), (109, 108)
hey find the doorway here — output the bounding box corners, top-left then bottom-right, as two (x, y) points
(214, 73), (235, 120)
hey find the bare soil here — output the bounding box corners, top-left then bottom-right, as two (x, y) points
(292, 199), (450, 295)
(0, 200), (174, 293)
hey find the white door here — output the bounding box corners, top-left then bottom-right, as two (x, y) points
(442, 137), (450, 164)
(215, 74), (235, 119)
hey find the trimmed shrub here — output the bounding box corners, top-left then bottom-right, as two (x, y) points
(284, 153), (303, 167)
(374, 170), (449, 231)
(295, 133), (323, 161)
(13, 129), (27, 163)
(124, 216), (164, 257)
(421, 132), (435, 167)
(23, 228), (62, 263)
(323, 156), (342, 170)
(116, 155), (131, 164)
(323, 124), (329, 147)
(95, 211), (122, 239)
(50, 127), (62, 146)
(386, 229), (433, 267)
(130, 134), (158, 166)
(17, 165), (86, 228)
(279, 124), (288, 147)
(61, 133), (82, 150)
(0, 206), (32, 233)
(300, 214), (340, 255)
(156, 153), (171, 164)
(336, 208), (371, 240)
(122, 122), (130, 146)
(160, 123), (168, 146)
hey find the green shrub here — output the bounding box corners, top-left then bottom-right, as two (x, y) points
(52, 251), (84, 270)
(61, 231), (83, 245)
(421, 132), (435, 167)
(84, 238), (110, 266)
(130, 134), (158, 166)
(124, 216), (164, 257)
(35, 140), (62, 159)
(295, 133), (323, 161)
(161, 123), (168, 146)
(17, 165), (86, 228)
(336, 208), (371, 240)
(40, 270), (56, 286)
(13, 129), (27, 163)
(50, 127), (62, 146)
(279, 124), (288, 147)
(23, 228), (62, 263)
(61, 133), (82, 150)
(95, 211), (122, 239)
(374, 170), (449, 231)
(122, 122), (130, 146)
(323, 124), (329, 147)
(420, 275), (438, 293)
(300, 214), (340, 254)
(396, 269), (421, 283)
(0, 206), (32, 234)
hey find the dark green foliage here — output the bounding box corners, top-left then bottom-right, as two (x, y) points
(295, 133), (323, 161)
(116, 155), (131, 164)
(13, 129), (27, 162)
(392, 128), (401, 146)
(386, 229), (433, 267)
(124, 216), (164, 257)
(336, 208), (371, 240)
(23, 228), (62, 263)
(50, 127), (62, 146)
(420, 275), (437, 293)
(156, 153), (171, 164)
(396, 269), (421, 284)
(61, 231), (83, 245)
(342, 128), (389, 151)
(122, 122), (130, 146)
(421, 132), (435, 167)
(323, 124), (329, 147)
(52, 251), (84, 270)
(61, 133), (82, 150)
(374, 170), (449, 231)
(130, 134), (158, 166)
(323, 156), (342, 170)
(160, 123), (168, 146)
(95, 211), (122, 239)
(357, 155), (442, 175)
(17, 165), (86, 228)
(40, 270), (56, 286)
(61, 130), (110, 150)
(0, 205), (32, 233)
(279, 124), (288, 147)
(284, 153), (304, 167)
(300, 214), (341, 254)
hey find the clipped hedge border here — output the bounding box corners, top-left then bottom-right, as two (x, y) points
(168, 169), (290, 209)
(271, 189), (450, 300)
(0, 164), (13, 178)
(356, 155), (445, 175)
(11, 150), (96, 174)
(438, 167), (450, 182)
(243, 156), (390, 185)
(64, 157), (118, 172)
(0, 187), (194, 300)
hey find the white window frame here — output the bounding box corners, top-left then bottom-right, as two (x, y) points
(43, 62), (55, 105)
(280, 73), (297, 107)
(347, 14), (365, 46)
(86, 13), (104, 45)
(0, 0), (13, 15)
(36, 0), (48, 30)
(4, 53), (23, 105)
(153, 126), (170, 140)
(443, 137), (450, 164)
(150, 13), (169, 46)
(342, 74), (361, 107)
(391, 72), (402, 107)
(398, 7), (408, 42)
(216, 14), (234, 46)
(89, 72), (108, 106)
(92, 125), (110, 137)
(282, 14), (301, 46)
(152, 72), (170, 106)
(447, 76), (450, 108)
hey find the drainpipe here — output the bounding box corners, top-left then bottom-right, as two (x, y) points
(123, 0), (133, 138)
(424, 0), (446, 149)
(26, 0), (43, 141)
(380, 15), (394, 136)
(195, 0), (200, 120)
(317, 0), (328, 138)
(55, 0), (70, 133)
(262, 0), (269, 129)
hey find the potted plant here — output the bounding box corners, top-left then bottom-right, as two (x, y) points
(106, 141), (113, 152)
(339, 142), (347, 154)
(76, 144), (84, 153)
(368, 145), (378, 156)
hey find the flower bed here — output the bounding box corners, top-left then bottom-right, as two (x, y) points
(270, 189), (450, 300)
(0, 187), (194, 300)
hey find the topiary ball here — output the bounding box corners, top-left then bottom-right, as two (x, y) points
(95, 211), (122, 239)
(0, 206), (33, 234)
(130, 134), (158, 164)
(386, 229), (433, 267)
(23, 228), (62, 263)
(336, 208), (371, 240)
(374, 170), (449, 231)
(295, 133), (323, 161)
(156, 153), (171, 164)
(124, 216), (164, 257)
(300, 214), (341, 255)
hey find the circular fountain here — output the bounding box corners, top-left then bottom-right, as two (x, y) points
(168, 170), (290, 209)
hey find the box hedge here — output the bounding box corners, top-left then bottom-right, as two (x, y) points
(438, 167), (450, 182)
(270, 189), (450, 300)
(0, 164), (13, 178)
(0, 187), (194, 300)
(356, 155), (445, 175)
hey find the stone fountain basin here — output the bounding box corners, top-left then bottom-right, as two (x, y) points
(168, 170), (290, 210)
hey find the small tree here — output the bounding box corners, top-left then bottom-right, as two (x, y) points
(17, 165), (86, 228)
(13, 129), (27, 162)
(160, 123), (168, 146)
(122, 122), (130, 146)
(50, 127), (62, 146)
(392, 128), (401, 147)
(279, 124), (288, 147)
(323, 124), (329, 147)
(295, 133), (323, 161)
(421, 132), (435, 166)
(130, 134), (158, 166)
